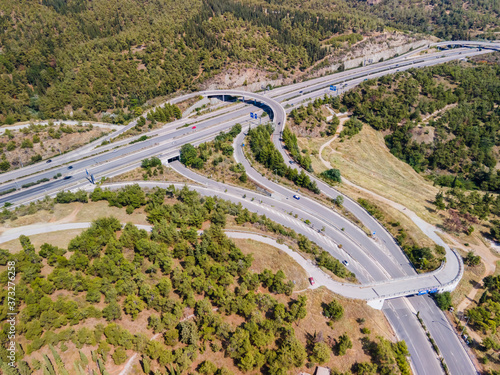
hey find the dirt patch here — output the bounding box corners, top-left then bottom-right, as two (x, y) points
(1, 229), (85, 252)
(411, 125), (435, 144)
(0, 123), (112, 170)
(233, 237), (310, 290)
(108, 165), (192, 184)
(0, 201), (149, 232)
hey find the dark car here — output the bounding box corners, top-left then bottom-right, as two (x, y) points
(293, 195), (300, 200)
(68, 166), (73, 169)
(63, 176), (72, 180)
(46, 159), (52, 163)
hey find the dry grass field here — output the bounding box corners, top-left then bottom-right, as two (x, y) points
(306, 125), (441, 225)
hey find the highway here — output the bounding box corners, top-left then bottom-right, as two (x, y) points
(1, 41), (495, 374)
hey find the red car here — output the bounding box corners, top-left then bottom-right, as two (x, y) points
(309, 277), (315, 286)
(192, 126), (196, 129)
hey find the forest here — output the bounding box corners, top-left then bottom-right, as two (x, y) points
(0, 0), (383, 125)
(0, 185), (409, 374)
(345, 0), (500, 40)
(1, 0), (498, 125)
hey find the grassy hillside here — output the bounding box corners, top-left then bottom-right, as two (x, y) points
(343, 63), (500, 192)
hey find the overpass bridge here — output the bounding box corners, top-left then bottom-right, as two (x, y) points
(433, 40), (500, 51)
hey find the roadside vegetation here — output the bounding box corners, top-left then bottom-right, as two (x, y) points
(179, 124), (255, 188)
(247, 124), (320, 194)
(288, 96), (342, 139)
(0, 185), (409, 374)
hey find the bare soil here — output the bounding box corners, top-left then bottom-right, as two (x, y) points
(0, 123), (112, 170)
(108, 165), (192, 184)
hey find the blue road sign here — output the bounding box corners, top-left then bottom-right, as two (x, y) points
(373, 232), (376, 236)
(418, 290), (428, 295)
(330, 85), (337, 91)
(250, 112), (254, 119)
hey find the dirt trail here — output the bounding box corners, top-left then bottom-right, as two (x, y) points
(444, 233), (498, 344)
(318, 115), (347, 167)
(114, 308), (218, 375)
(419, 103), (457, 125)
(114, 333), (161, 375)
(51, 205), (82, 224)
(318, 132), (499, 317)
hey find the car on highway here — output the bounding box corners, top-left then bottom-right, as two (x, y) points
(293, 195), (300, 200)
(289, 160), (294, 164)
(192, 126), (196, 129)
(462, 334), (471, 346)
(308, 277), (315, 286)
(68, 165), (73, 169)
(342, 260), (349, 266)
(46, 159), (52, 163)
(299, 90), (303, 94)
(63, 176), (72, 180)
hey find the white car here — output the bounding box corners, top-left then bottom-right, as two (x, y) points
(342, 260), (349, 266)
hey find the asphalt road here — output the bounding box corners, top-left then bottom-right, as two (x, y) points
(408, 295), (477, 375)
(384, 297), (444, 375)
(1, 45), (491, 191)
(1, 41), (494, 375)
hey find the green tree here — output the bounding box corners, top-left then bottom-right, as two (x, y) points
(198, 360), (217, 375)
(434, 191), (446, 210)
(180, 144), (197, 166)
(102, 301), (122, 321)
(323, 300), (344, 321)
(464, 251), (481, 266)
(337, 333), (353, 355)
(177, 321), (198, 345)
(310, 341), (330, 364)
(435, 292), (452, 311)
(320, 169), (342, 183)
(123, 295), (146, 320)
(112, 347), (127, 365)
